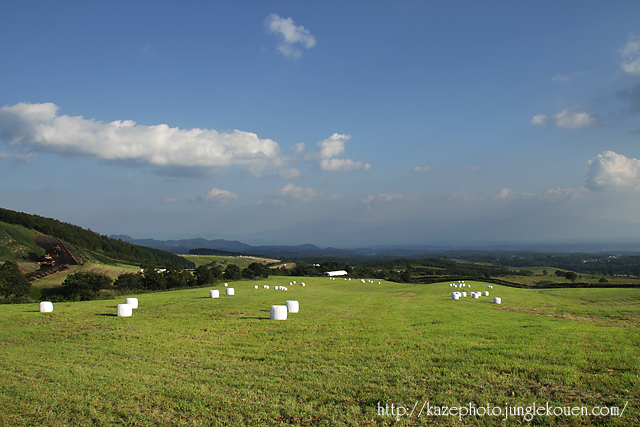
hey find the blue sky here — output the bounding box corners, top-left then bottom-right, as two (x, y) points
(2, 1), (640, 247)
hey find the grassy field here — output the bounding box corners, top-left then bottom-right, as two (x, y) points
(29, 262), (142, 289)
(180, 254), (281, 269)
(500, 268), (640, 287)
(1, 278), (638, 426)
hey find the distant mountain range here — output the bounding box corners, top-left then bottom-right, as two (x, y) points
(109, 235), (640, 259)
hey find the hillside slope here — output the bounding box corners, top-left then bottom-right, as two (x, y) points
(0, 208), (194, 269)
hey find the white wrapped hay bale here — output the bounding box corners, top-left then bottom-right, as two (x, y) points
(39, 301), (53, 313)
(452, 293), (460, 300)
(254, 285), (259, 289)
(472, 293), (479, 299)
(484, 291), (489, 296)
(210, 290), (219, 298)
(125, 298), (138, 309)
(117, 304), (133, 317)
(493, 297), (501, 304)
(270, 305), (288, 320)
(226, 288), (235, 296)
(285, 300), (299, 313)
(461, 292), (467, 297)
(301, 283), (306, 286)
(224, 283), (228, 287)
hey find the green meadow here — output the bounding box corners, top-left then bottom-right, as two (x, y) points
(1, 278), (638, 426)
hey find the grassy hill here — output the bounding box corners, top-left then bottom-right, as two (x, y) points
(0, 208), (194, 269)
(0, 221), (45, 262)
(1, 278), (637, 426)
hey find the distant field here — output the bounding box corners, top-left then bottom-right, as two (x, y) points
(180, 254), (280, 269)
(29, 262), (142, 289)
(500, 267), (640, 287)
(1, 278), (637, 426)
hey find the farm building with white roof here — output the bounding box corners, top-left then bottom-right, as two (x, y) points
(324, 270), (348, 277)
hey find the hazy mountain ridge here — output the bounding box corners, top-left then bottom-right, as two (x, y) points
(109, 235), (640, 259)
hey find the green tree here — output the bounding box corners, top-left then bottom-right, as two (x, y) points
(0, 261), (31, 299)
(194, 265), (214, 286)
(224, 264), (242, 281)
(113, 272), (141, 291)
(61, 271), (113, 301)
(564, 271), (578, 283)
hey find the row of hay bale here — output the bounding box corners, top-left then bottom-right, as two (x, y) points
(117, 298), (139, 317)
(270, 300), (299, 320)
(210, 282), (305, 321)
(210, 288), (235, 298)
(450, 284), (501, 304)
(449, 281), (469, 288)
(39, 298), (140, 316)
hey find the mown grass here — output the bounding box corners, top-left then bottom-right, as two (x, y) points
(1, 279), (638, 426)
(29, 262), (142, 289)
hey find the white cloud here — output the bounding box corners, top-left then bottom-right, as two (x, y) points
(0, 151), (8, 158)
(265, 14), (316, 59)
(275, 183), (317, 201)
(491, 188), (513, 200)
(586, 151), (640, 191)
(277, 168), (302, 179)
(320, 158), (370, 171)
(317, 133), (349, 158)
(531, 109), (596, 128)
(540, 187), (589, 201)
(620, 35), (640, 75)
(530, 114), (548, 125)
(414, 166), (431, 172)
(194, 188), (239, 203)
(0, 102), (284, 176)
(553, 109), (596, 128)
(163, 197), (178, 203)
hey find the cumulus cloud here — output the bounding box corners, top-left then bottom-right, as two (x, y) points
(273, 183), (317, 202)
(620, 35), (640, 75)
(163, 197), (178, 203)
(193, 188), (239, 203)
(320, 158), (370, 171)
(586, 151), (640, 191)
(530, 114), (548, 125)
(0, 102), (285, 176)
(317, 133), (349, 158)
(554, 109), (596, 128)
(491, 188), (513, 201)
(265, 14), (316, 58)
(530, 109), (596, 128)
(292, 133), (369, 172)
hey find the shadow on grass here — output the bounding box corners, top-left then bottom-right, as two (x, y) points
(95, 313), (118, 317)
(239, 317), (270, 320)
